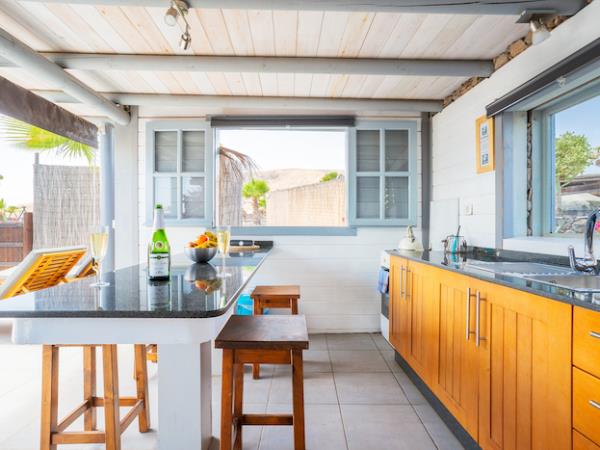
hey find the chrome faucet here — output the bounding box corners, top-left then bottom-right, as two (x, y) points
(568, 209), (600, 274)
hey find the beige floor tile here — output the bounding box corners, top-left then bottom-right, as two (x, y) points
(371, 333), (394, 351)
(413, 403), (464, 450)
(269, 372), (338, 405)
(327, 333), (377, 350)
(393, 370), (427, 405)
(341, 404), (436, 450)
(274, 350), (332, 376)
(307, 334), (327, 350)
(260, 404), (347, 450)
(330, 350), (390, 373)
(334, 372), (409, 404)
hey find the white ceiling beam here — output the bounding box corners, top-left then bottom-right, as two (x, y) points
(0, 53), (493, 78)
(33, 91), (443, 113)
(36, 0), (585, 16)
(0, 28), (130, 125)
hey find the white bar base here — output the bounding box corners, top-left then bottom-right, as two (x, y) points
(158, 343), (213, 450)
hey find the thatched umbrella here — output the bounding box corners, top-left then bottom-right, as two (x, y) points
(217, 146), (257, 227)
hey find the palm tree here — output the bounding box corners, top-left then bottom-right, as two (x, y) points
(242, 179), (269, 225)
(0, 117), (96, 163)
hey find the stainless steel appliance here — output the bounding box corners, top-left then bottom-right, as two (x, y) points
(380, 251), (391, 343)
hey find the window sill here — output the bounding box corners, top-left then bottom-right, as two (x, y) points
(229, 226), (358, 236)
(503, 236), (597, 257)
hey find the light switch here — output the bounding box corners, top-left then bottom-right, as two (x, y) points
(463, 202), (474, 216)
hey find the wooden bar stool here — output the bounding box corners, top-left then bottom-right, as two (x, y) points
(250, 285), (300, 379)
(40, 344), (150, 450)
(216, 315), (309, 450)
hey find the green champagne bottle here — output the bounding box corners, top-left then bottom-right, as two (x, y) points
(148, 204), (171, 280)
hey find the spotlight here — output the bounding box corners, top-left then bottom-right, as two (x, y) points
(530, 19), (550, 45)
(164, 5), (178, 27)
(180, 30), (192, 51)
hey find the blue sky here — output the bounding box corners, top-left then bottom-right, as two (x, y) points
(555, 95), (600, 147)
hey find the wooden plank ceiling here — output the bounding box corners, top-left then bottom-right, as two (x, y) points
(0, 1), (529, 102)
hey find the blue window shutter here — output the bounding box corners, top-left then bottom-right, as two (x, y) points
(145, 120), (214, 228)
(349, 120), (418, 227)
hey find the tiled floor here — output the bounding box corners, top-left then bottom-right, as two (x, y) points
(0, 334), (464, 450)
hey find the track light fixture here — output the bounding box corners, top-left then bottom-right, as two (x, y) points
(164, 0), (192, 50)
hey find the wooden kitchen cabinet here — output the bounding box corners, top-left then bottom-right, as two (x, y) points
(430, 269), (479, 439)
(403, 261), (437, 382)
(476, 281), (572, 450)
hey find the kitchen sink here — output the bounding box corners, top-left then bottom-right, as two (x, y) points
(523, 274), (600, 293)
(465, 261), (574, 276)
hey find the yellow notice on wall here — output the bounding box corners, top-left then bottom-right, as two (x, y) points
(476, 115), (495, 174)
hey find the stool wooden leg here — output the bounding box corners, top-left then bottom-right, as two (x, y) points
(291, 349), (305, 450)
(102, 345), (121, 450)
(252, 300), (262, 379)
(233, 362), (244, 450)
(40, 345), (59, 450)
(221, 349), (234, 450)
(291, 299), (298, 315)
(83, 346), (97, 431)
(134, 344), (151, 432)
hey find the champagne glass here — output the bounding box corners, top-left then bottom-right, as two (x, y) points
(90, 225), (109, 288)
(216, 225), (232, 278)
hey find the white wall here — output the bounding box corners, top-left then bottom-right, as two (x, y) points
(431, 2), (600, 251)
(136, 114), (423, 333)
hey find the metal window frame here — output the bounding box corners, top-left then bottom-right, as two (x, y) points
(349, 120), (418, 226)
(145, 120), (213, 227)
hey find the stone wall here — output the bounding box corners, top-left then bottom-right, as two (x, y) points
(265, 178), (346, 226)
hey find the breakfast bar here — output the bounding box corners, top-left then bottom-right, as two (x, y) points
(0, 248), (270, 450)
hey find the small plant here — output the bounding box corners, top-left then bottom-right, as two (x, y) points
(320, 171), (339, 182)
(242, 179), (269, 225)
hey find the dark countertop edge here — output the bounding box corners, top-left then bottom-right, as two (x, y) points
(0, 248), (272, 319)
(387, 250), (600, 314)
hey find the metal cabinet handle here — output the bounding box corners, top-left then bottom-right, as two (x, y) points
(400, 267), (405, 298)
(590, 400), (600, 411)
(466, 288), (472, 341)
(405, 268), (411, 300)
(476, 290), (486, 347)
(590, 331), (600, 340)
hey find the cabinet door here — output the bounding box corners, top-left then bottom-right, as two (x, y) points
(431, 270), (479, 438)
(389, 256), (408, 355)
(477, 282), (572, 450)
(404, 262), (437, 382)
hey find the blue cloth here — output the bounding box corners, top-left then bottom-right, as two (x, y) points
(236, 293), (269, 315)
(377, 268), (389, 294)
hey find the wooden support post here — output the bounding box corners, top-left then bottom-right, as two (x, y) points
(22, 211), (33, 258)
(83, 346), (97, 431)
(233, 363), (244, 450)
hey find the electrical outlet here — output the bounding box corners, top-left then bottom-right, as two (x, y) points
(463, 202), (474, 216)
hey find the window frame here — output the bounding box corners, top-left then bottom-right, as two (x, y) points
(145, 120), (214, 227)
(348, 120), (418, 227)
(215, 126), (354, 236)
(537, 84), (600, 236)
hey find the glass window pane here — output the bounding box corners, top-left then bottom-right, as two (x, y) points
(154, 131), (177, 172)
(182, 130), (205, 172)
(385, 130), (409, 171)
(154, 177), (177, 218)
(182, 176), (205, 218)
(357, 130), (380, 172)
(357, 176), (380, 219)
(385, 176), (409, 219)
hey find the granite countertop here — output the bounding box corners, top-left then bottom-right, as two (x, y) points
(387, 247), (600, 313)
(0, 247), (271, 318)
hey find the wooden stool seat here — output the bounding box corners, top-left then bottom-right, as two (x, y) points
(250, 285), (300, 379)
(41, 344), (150, 450)
(216, 315), (309, 450)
